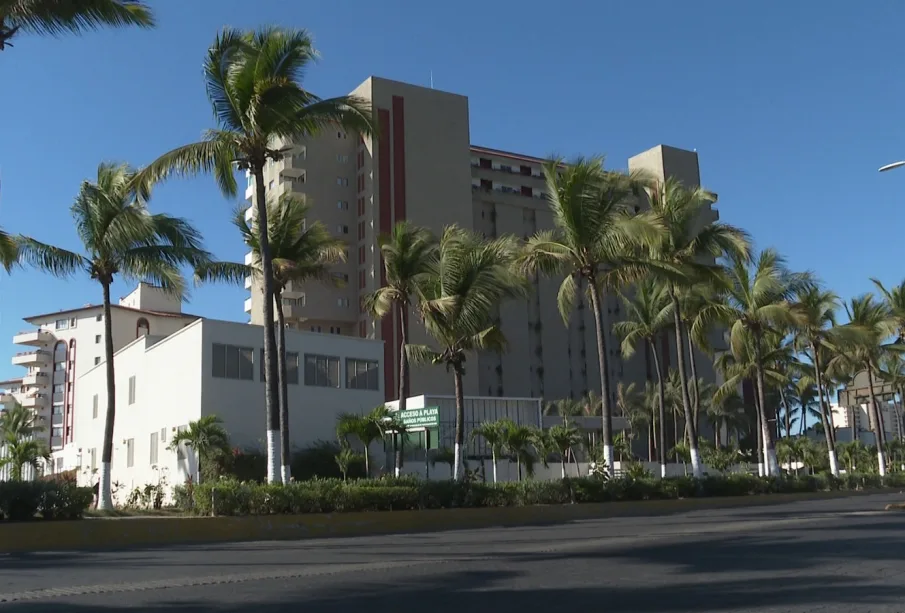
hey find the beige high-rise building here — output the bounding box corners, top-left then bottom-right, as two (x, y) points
(246, 76), (722, 409)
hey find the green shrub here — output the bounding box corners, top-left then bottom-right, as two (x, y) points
(0, 481), (93, 521)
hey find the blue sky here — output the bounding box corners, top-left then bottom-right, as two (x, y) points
(1, 0), (904, 381)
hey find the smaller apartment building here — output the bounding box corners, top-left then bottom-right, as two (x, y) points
(62, 318), (384, 492)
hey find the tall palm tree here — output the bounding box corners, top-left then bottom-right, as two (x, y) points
(877, 354), (905, 440)
(471, 419), (508, 483)
(0, 231), (17, 271)
(647, 177), (750, 478)
(168, 415), (231, 483)
(16, 163), (207, 508)
(364, 221), (438, 474)
(702, 250), (811, 476)
(705, 388), (746, 448)
(407, 227), (526, 480)
(791, 285), (841, 475)
(613, 279), (672, 477)
(0, 398), (40, 440)
(0, 0), (153, 51)
(830, 295), (896, 476)
(871, 278), (905, 342)
(138, 27), (372, 483)
(195, 195), (345, 483)
(519, 157), (664, 476)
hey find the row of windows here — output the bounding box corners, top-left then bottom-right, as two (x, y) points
(211, 343), (378, 389)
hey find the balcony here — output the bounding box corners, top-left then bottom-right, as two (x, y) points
(0, 392), (14, 405)
(279, 173), (306, 193)
(245, 205), (254, 222)
(281, 154), (306, 176)
(11, 350), (51, 367)
(244, 297), (253, 314)
(51, 436), (63, 450)
(51, 413), (64, 426)
(244, 275), (253, 290)
(13, 329), (53, 346)
(245, 184), (254, 201)
(21, 371), (49, 387)
(244, 251), (255, 266)
(20, 393), (48, 409)
(281, 302), (306, 320)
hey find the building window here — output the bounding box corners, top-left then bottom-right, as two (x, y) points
(305, 354), (340, 388)
(337, 298), (349, 308)
(337, 200), (349, 210)
(259, 350), (299, 384)
(336, 177), (349, 187)
(136, 317), (150, 338)
(96, 314), (103, 322)
(347, 359), (379, 390)
(55, 361), (66, 371)
(52, 427), (63, 438)
(95, 335), (101, 344)
(282, 296), (306, 307)
(330, 326), (341, 335)
(310, 325), (322, 333)
(92, 394), (98, 419)
(520, 165), (532, 176)
(160, 427), (167, 443)
(211, 343), (255, 380)
(90, 448), (97, 471)
(52, 404), (63, 415)
(150, 432), (158, 465)
(128, 375), (136, 405)
(337, 154), (349, 163)
(479, 158), (491, 169)
(126, 438), (135, 468)
(332, 272), (349, 285)
(337, 224), (349, 234)
(55, 319), (69, 330)
(94, 357), (101, 366)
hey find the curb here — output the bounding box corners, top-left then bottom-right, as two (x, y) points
(0, 489), (890, 554)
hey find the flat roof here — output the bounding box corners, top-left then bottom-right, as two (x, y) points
(24, 304), (199, 323)
(470, 145), (549, 165)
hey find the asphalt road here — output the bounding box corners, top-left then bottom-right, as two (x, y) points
(1, 493), (905, 612)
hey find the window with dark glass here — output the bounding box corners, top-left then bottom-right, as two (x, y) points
(346, 359), (379, 390)
(212, 343), (254, 380)
(259, 350), (299, 384)
(304, 354), (340, 387)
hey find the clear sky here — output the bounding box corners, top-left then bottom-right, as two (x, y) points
(1, 0), (904, 381)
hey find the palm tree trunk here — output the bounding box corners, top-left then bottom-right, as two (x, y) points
(491, 449), (498, 484)
(97, 281), (117, 510)
(274, 287), (291, 483)
(560, 457), (566, 479)
(753, 382), (764, 476)
(668, 289), (702, 478)
(752, 334), (779, 476)
(452, 362), (466, 481)
(395, 301), (408, 477)
(866, 365), (888, 476)
(649, 340), (668, 479)
(586, 277), (614, 477)
(685, 325), (700, 430)
(253, 165), (281, 484)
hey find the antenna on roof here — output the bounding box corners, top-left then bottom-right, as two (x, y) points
(430, 70), (434, 89)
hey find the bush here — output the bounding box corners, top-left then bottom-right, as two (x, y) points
(0, 481), (93, 521)
(186, 472), (903, 517)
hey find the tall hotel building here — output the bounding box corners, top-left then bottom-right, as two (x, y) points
(245, 77), (722, 406)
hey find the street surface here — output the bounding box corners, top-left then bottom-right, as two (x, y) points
(1, 493), (904, 612)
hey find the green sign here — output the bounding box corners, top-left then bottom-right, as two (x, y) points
(397, 406), (440, 430)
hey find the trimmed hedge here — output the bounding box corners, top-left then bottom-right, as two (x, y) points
(185, 472), (905, 517)
(0, 481), (94, 521)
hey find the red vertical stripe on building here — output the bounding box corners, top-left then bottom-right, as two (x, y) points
(377, 108), (394, 400)
(392, 96), (406, 223)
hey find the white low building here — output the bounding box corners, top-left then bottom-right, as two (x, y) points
(60, 317), (384, 493)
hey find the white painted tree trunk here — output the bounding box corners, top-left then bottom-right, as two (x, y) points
(603, 443), (614, 477)
(757, 462), (764, 477)
(492, 455), (498, 484)
(453, 442), (463, 481)
(561, 462), (566, 479)
(266, 429), (280, 483)
(97, 462), (113, 510)
(690, 447), (703, 478)
(828, 450), (839, 477)
(878, 450), (888, 477)
(660, 463), (667, 479)
(281, 464), (291, 484)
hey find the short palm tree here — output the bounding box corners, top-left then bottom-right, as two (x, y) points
(877, 354), (905, 439)
(546, 423), (583, 478)
(830, 295), (896, 476)
(168, 415), (231, 483)
(836, 440), (871, 473)
(364, 221), (438, 473)
(138, 27), (372, 483)
(518, 157), (665, 476)
(0, 0), (153, 51)
(471, 419), (508, 483)
(544, 397), (585, 418)
(0, 398), (40, 440)
(614, 278), (672, 477)
(697, 249), (811, 476)
(335, 408), (386, 478)
(407, 226), (527, 480)
(0, 437), (50, 481)
(195, 194), (345, 483)
(791, 285), (842, 475)
(501, 420), (535, 481)
(16, 163), (207, 509)
(647, 177), (750, 478)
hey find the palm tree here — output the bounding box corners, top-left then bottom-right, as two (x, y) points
(0, 232), (17, 272)
(837, 440), (871, 473)
(697, 249), (810, 477)
(544, 397), (584, 417)
(0, 0), (153, 51)
(0, 398), (48, 481)
(471, 420), (508, 483)
(16, 163), (207, 509)
(501, 420), (535, 481)
(830, 295), (896, 476)
(877, 354), (905, 440)
(334, 447), (360, 481)
(0, 398), (40, 440)
(168, 415), (231, 483)
(546, 423), (583, 478)
(519, 157), (665, 476)
(138, 27), (372, 483)
(705, 388), (746, 448)
(195, 194), (345, 483)
(871, 278), (905, 342)
(364, 221), (438, 474)
(614, 278), (672, 477)
(407, 226), (527, 480)
(647, 177), (751, 478)
(336, 407), (388, 478)
(791, 285), (842, 475)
